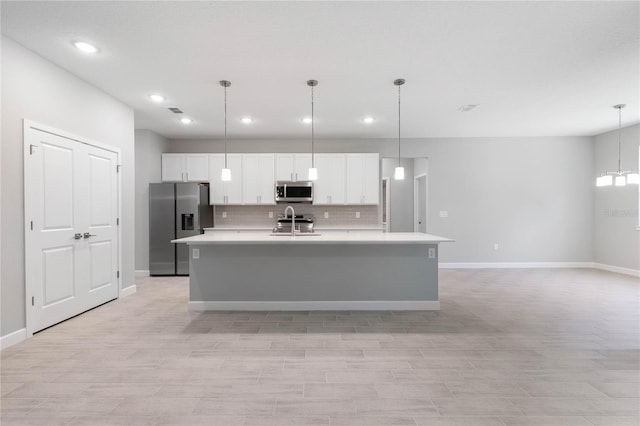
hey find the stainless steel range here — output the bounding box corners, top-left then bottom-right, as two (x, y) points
(272, 213), (315, 235)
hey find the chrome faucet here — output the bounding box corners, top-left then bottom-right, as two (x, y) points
(284, 205), (295, 236)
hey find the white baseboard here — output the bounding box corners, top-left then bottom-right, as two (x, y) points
(592, 263), (640, 278)
(189, 300), (440, 311)
(439, 262), (639, 278)
(135, 270), (149, 277)
(439, 262), (593, 269)
(120, 285), (137, 297)
(1, 328), (26, 350)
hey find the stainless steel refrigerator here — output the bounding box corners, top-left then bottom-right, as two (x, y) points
(149, 183), (213, 276)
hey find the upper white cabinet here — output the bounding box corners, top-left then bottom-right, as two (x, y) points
(275, 153), (312, 182)
(208, 154), (242, 205)
(161, 154), (209, 182)
(346, 153), (379, 204)
(163, 152), (380, 206)
(242, 154), (275, 205)
(313, 154), (346, 205)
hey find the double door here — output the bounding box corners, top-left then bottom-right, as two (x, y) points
(25, 125), (119, 334)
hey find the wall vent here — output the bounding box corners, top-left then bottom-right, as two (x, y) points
(168, 107), (183, 114)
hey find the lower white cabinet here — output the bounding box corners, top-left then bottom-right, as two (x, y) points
(242, 154), (275, 205)
(208, 154), (242, 204)
(313, 154), (346, 205)
(346, 153), (379, 204)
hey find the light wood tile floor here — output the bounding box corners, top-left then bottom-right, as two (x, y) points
(1, 268), (638, 425)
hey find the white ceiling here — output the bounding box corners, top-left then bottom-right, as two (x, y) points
(2, 1), (638, 139)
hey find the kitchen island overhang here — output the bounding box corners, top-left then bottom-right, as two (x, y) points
(173, 232), (454, 311)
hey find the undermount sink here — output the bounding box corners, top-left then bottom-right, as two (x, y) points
(269, 233), (322, 237)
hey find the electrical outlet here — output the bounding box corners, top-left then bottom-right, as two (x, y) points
(439, 211), (449, 218)
(268, 211), (273, 218)
(494, 243), (499, 251)
(355, 211), (360, 219)
(192, 248), (200, 259)
(428, 247), (436, 259)
(222, 212), (227, 218)
(324, 212), (329, 219)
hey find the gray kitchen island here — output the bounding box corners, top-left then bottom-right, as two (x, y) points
(173, 231), (453, 311)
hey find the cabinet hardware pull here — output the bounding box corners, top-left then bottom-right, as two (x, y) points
(74, 233), (83, 240)
(83, 232), (96, 239)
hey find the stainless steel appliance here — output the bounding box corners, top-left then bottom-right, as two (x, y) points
(275, 181), (313, 204)
(149, 183), (212, 276)
(272, 213), (316, 234)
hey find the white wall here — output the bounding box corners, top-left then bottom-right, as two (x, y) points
(167, 136), (594, 264)
(593, 124), (640, 271)
(409, 137), (594, 263)
(134, 130), (169, 273)
(1, 37), (135, 337)
(381, 158), (415, 232)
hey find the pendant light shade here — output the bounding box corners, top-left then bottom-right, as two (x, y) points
(220, 80), (232, 182)
(627, 173), (640, 184)
(307, 80), (318, 181)
(308, 167), (318, 181)
(596, 104), (638, 187)
(394, 79), (405, 180)
(394, 166), (405, 180)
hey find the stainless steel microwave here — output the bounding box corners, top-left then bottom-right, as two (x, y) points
(275, 181), (313, 204)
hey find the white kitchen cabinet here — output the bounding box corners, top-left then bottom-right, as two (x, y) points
(275, 153), (312, 181)
(242, 154), (275, 205)
(346, 153), (379, 204)
(208, 154), (242, 204)
(161, 153), (209, 182)
(313, 154), (346, 205)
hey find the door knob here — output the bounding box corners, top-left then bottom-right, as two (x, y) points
(83, 232), (96, 239)
(74, 233), (83, 240)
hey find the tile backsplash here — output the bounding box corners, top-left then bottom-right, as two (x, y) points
(212, 205), (381, 229)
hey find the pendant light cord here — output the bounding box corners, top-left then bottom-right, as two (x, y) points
(224, 84), (228, 169)
(398, 83), (401, 165)
(311, 84), (315, 168)
(617, 106), (622, 172)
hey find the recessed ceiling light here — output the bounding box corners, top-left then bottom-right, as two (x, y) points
(180, 117), (193, 125)
(73, 41), (99, 54)
(458, 104), (479, 112)
(302, 117), (313, 124)
(363, 116), (375, 124)
(241, 117), (253, 124)
(149, 94), (165, 103)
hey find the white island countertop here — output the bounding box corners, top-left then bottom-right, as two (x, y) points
(173, 231), (454, 245)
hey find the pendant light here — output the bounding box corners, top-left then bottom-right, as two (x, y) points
(596, 104), (639, 187)
(394, 78), (406, 180)
(220, 80), (232, 182)
(307, 79), (319, 181)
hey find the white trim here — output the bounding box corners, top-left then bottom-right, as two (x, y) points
(135, 270), (150, 277)
(439, 262), (639, 277)
(1, 328), (27, 350)
(382, 177), (390, 233)
(189, 300), (440, 311)
(120, 285), (137, 297)
(439, 262), (593, 269)
(592, 263), (640, 278)
(413, 173), (427, 233)
(23, 120), (121, 155)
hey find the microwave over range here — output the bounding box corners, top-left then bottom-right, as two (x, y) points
(275, 181), (313, 204)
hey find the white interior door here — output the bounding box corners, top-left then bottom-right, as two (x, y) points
(25, 124), (119, 334)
